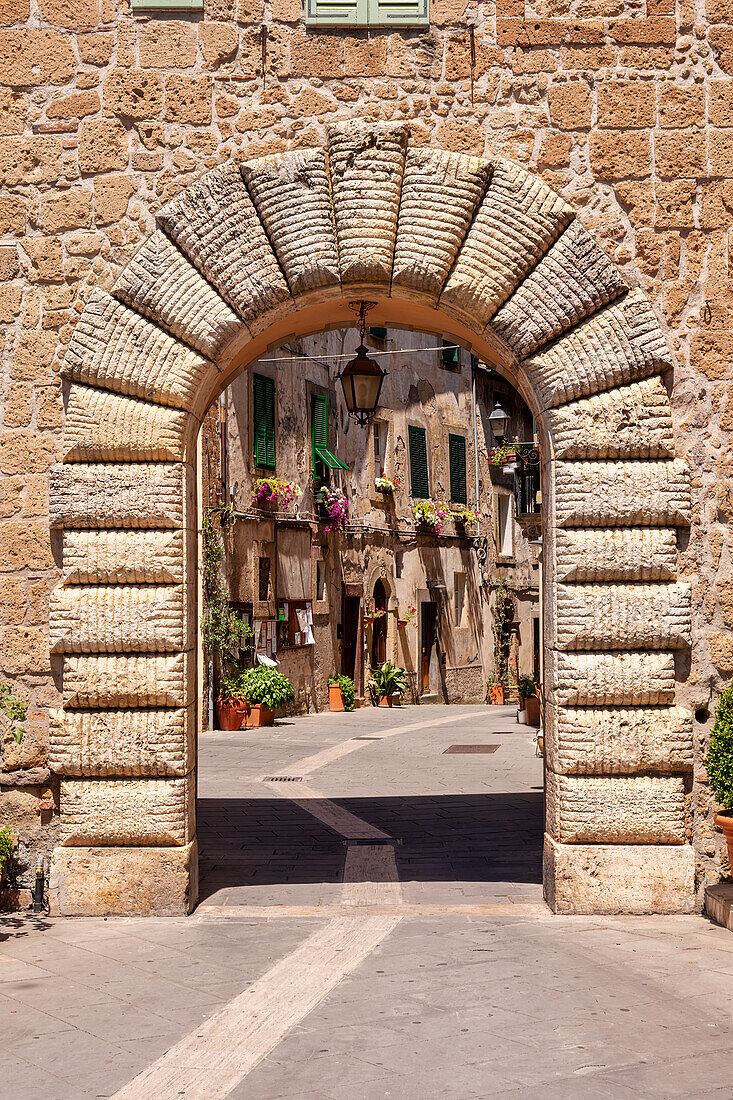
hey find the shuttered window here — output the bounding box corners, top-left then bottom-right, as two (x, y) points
(253, 374), (275, 470)
(449, 434), (467, 504)
(409, 425), (429, 499)
(442, 340), (460, 369)
(312, 394), (348, 478)
(305, 0), (427, 25)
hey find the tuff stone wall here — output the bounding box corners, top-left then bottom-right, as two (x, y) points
(0, 0), (731, 907)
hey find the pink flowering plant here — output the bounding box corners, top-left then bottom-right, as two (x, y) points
(323, 485), (348, 532)
(412, 499), (451, 534)
(253, 477), (301, 509)
(398, 603), (417, 626)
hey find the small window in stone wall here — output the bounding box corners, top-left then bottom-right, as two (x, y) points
(316, 559), (326, 603)
(258, 556), (271, 602)
(305, 0), (428, 27)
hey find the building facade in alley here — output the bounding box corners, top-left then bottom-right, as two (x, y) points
(214, 328), (540, 712)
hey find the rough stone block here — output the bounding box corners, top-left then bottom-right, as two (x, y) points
(705, 883), (733, 932)
(544, 703), (693, 774)
(49, 840), (198, 915)
(157, 163), (290, 326)
(525, 289), (673, 409)
(544, 835), (695, 913)
(491, 220), (627, 360)
(546, 771), (687, 844)
(441, 159), (574, 326)
(60, 776), (194, 846)
(554, 528), (677, 582)
(554, 581), (691, 651)
(63, 652), (194, 708)
(63, 384), (193, 463)
(49, 705), (194, 777)
(327, 119), (409, 285)
(549, 650), (677, 706)
(242, 149), (340, 296)
(49, 585), (188, 653)
(61, 289), (214, 411)
(547, 376), (674, 460)
(62, 529), (184, 585)
(553, 459), (691, 527)
(113, 231), (242, 363)
(392, 147), (492, 300)
(50, 463), (189, 529)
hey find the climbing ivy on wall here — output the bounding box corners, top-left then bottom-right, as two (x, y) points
(202, 508), (252, 659)
(492, 580), (513, 685)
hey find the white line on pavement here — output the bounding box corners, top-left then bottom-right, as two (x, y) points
(265, 711), (480, 778)
(110, 914), (402, 1100)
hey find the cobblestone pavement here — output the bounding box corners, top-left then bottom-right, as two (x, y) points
(2, 705), (733, 1099)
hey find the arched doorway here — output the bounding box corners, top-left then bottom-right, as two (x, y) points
(48, 121), (693, 917)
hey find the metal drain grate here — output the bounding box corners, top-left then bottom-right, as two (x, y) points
(443, 744), (500, 754)
(262, 775), (304, 782)
(352, 736), (382, 741)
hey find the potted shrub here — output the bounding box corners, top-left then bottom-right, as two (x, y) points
(241, 666), (294, 727)
(518, 675), (540, 725)
(216, 669), (249, 731)
(328, 674), (355, 713)
(707, 681), (733, 873)
(369, 662), (408, 707)
(453, 506), (479, 529)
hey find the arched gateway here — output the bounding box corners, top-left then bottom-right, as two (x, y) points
(47, 120), (694, 917)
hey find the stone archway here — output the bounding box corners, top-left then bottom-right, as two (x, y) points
(47, 120), (693, 917)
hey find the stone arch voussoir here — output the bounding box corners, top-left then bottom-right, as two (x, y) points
(48, 120), (694, 918)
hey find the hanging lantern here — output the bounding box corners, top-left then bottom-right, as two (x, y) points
(339, 343), (385, 426)
(339, 300), (386, 426)
(488, 400), (509, 441)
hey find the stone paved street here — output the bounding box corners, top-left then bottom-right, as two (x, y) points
(2, 705), (733, 1099)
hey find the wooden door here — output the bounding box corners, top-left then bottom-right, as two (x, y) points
(342, 595), (360, 681)
(420, 601), (437, 693)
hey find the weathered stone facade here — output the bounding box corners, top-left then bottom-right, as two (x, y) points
(0, 0), (731, 913)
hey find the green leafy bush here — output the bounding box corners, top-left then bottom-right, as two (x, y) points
(369, 662), (408, 700)
(517, 675), (538, 707)
(328, 674), (355, 711)
(0, 826), (16, 880)
(217, 669), (250, 703)
(707, 682), (733, 812)
(241, 667), (294, 710)
(0, 683), (26, 744)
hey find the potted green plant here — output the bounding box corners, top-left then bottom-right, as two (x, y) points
(0, 826), (17, 887)
(369, 662), (408, 707)
(453, 506), (479, 528)
(328, 674), (355, 713)
(707, 681), (733, 873)
(517, 675), (540, 727)
(241, 666), (294, 727)
(216, 668), (250, 731)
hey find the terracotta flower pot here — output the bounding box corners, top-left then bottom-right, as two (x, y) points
(216, 700), (248, 731)
(525, 694), (541, 727)
(378, 695), (393, 707)
(714, 812), (733, 872)
(489, 684), (504, 705)
(329, 684), (345, 712)
(245, 704), (274, 728)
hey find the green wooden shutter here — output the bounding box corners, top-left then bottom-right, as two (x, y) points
(409, 426), (429, 499)
(305, 0), (367, 24)
(305, 0), (426, 24)
(312, 393), (348, 473)
(253, 374), (275, 470)
(449, 434), (467, 504)
(367, 0), (428, 22)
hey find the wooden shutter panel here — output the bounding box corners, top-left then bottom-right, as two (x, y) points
(449, 433), (467, 504)
(367, 0), (428, 23)
(305, 0), (366, 24)
(312, 393), (327, 475)
(253, 374), (275, 470)
(409, 426), (429, 499)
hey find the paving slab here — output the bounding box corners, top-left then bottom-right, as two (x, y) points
(1, 705), (732, 1098)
